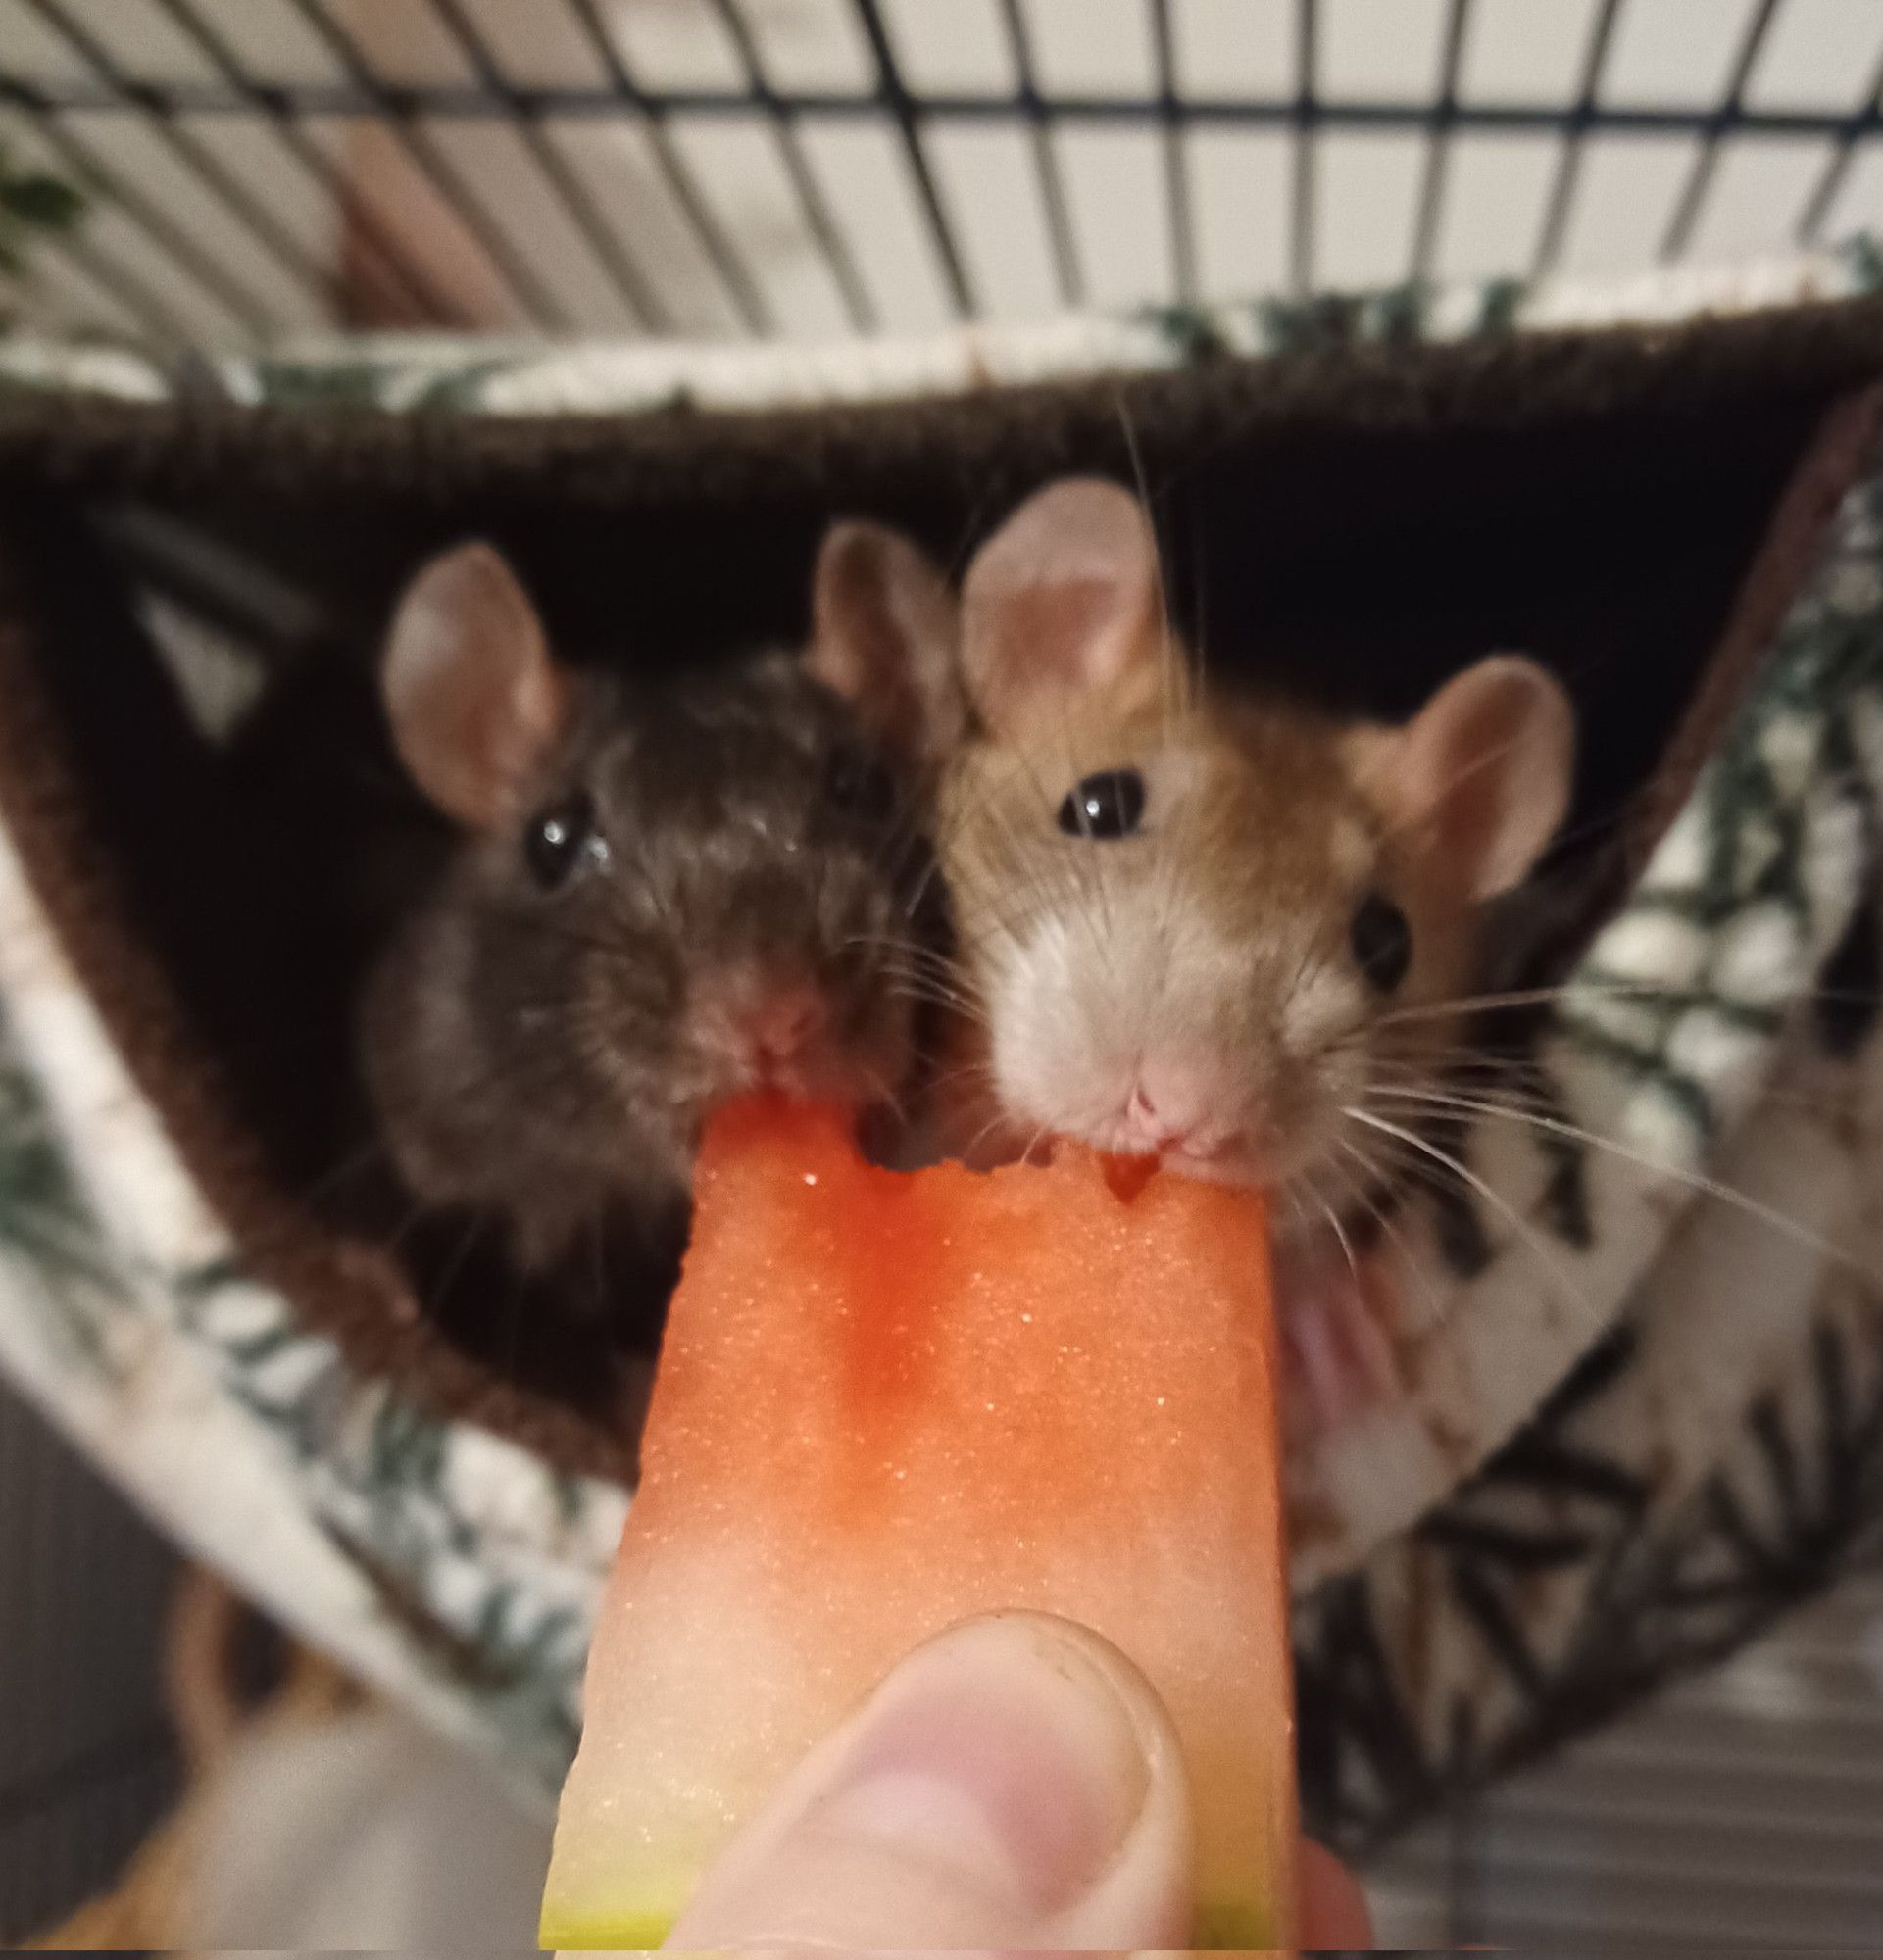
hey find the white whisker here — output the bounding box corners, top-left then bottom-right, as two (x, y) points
(1365, 1082), (1869, 1278)
(1343, 1103), (1604, 1341)
(1331, 1136), (1449, 1336)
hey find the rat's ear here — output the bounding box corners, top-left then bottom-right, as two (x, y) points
(1361, 655), (1575, 901)
(961, 477), (1166, 736)
(381, 541), (570, 831)
(805, 520), (964, 768)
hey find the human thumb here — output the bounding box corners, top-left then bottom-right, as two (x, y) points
(664, 1612), (1195, 1953)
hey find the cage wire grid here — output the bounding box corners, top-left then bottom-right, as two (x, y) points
(5, 0), (1883, 351)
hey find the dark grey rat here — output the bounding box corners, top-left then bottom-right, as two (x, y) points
(358, 527), (962, 1313)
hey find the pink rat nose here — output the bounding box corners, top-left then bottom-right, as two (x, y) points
(728, 989), (828, 1079)
(1127, 1083), (1171, 1139)
(1120, 1069), (1240, 1159)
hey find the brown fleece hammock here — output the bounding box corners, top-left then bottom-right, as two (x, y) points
(0, 297), (1874, 1467)
(3, 291), (1883, 1853)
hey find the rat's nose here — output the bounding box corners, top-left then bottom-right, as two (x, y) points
(1121, 1068), (1238, 1158)
(1122, 1077), (1193, 1151)
(692, 960), (867, 1102)
(730, 989), (827, 1076)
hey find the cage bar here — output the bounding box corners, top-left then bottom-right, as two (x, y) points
(0, 0), (1877, 345)
(1531, 0), (1626, 279)
(151, 0), (457, 327)
(1149, 0), (1195, 304)
(558, 0), (768, 334)
(0, 81), (277, 339)
(1292, 0), (1319, 295)
(994, 0), (1080, 308)
(704, 0), (873, 331)
(15, 78), (1883, 142)
(282, 0), (569, 330)
(1411, 0), (1473, 283)
(850, 0), (970, 318)
(1660, 0), (1784, 262)
(423, 0), (664, 331)
(21, 0), (335, 323)
(1798, 32), (1883, 245)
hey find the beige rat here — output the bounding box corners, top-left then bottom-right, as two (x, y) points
(921, 478), (1576, 1428)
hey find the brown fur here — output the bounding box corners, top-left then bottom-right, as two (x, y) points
(353, 538), (955, 1401)
(941, 663), (1483, 1182)
(931, 480), (1572, 1236)
(0, 314), (1873, 1465)
(361, 653), (929, 1271)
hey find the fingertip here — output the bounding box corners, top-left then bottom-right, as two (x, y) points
(666, 1613), (1194, 1952)
(1298, 1837), (1373, 1951)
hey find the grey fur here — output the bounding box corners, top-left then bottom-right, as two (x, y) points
(359, 653), (927, 1279)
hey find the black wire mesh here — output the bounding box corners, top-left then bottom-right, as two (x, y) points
(1, 0), (1882, 352)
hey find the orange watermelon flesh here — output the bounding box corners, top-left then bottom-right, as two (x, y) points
(540, 1097), (1297, 1950)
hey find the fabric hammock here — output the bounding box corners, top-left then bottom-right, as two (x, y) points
(0, 240), (1880, 1852)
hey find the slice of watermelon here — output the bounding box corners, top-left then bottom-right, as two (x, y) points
(540, 1097), (1296, 1950)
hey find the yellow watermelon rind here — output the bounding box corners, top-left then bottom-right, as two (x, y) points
(541, 1885), (1277, 1950)
(539, 1897), (680, 1950)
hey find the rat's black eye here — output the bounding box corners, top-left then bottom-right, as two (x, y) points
(824, 740), (898, 827)
(525, 791), (605, 891)
(1351, 891), (1412, 991)
(1058, 768), (1146, 841)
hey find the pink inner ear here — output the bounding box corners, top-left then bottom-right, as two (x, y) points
(1016, 579), (1132, 686)
(1414, 700), (1504, 852)
(403, 638), (569, 833)
(962, 477), (1166, 736)
(804, 521), (961, 763)
(971, 577), (1155, 734)
(383, 544), (569, 831)
(1395, 659), (1573, 901)
(489, 657), (570, 808)
(804, 545), (875, 707)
